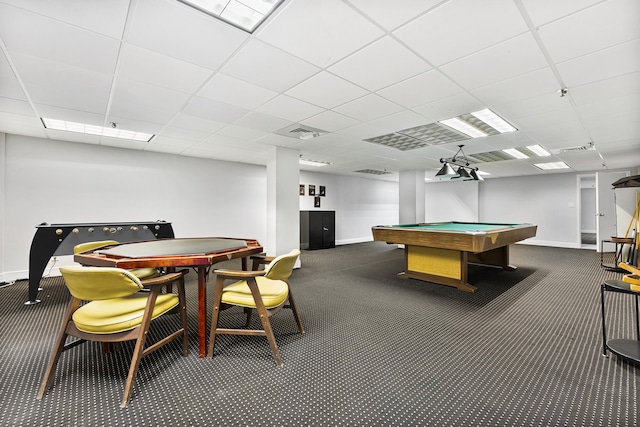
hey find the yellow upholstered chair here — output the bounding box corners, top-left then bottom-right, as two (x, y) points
(36, 266), (188, 408)
(73, 240), (159, 280)
(207, 249), (303, 366)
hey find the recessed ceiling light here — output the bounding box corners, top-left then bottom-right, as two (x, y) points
(439, 117), (487, 138)
(300, 158), (330, 167)
(534, 161), (570, 170)
(41, 118), (154, 142)
(471, 109), (517, 133)
(526, 145), (551, 156)
(178, 0), (284, 33)
(502, 148), (528, 159)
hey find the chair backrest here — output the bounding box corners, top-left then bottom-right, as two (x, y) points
(264, 249), (300, 281)
(60, 266), (143, 301)
(73, 240), (120, 254)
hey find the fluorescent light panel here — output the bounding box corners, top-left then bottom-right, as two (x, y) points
(526, 144), (551, 156)
(300, 159), (330, 167)
(534, 161), (570, 170)
(42, 118), (154, 142)
(471, 109), (517, 133)
(439, 118), (487, 138)
(178, 0), (283, 32)
(502, 148), (529, 159)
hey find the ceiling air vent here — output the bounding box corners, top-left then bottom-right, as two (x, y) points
(555, 144), (596, 154)
(355, 169), (392, 175)
(276, 124), (327, 140)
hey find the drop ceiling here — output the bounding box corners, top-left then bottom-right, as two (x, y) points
(0, 0), (638, 181)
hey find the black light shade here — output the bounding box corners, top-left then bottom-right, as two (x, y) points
(469, 169), (484, 181)
(456, 167), (470, 178)
(435, 162), (457, 177)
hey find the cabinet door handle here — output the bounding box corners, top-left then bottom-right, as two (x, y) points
(323, 227), (328, 231)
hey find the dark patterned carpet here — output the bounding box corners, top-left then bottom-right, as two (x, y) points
(1, 243), (638, 426)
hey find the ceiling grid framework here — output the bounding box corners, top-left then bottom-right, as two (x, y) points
(0, 0), (638, 181)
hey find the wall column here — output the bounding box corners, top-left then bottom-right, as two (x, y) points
(399, 170), (425, 224)
(266, 146), (300, 262)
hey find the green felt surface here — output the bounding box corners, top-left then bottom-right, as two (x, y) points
(395, 222), (516, 232)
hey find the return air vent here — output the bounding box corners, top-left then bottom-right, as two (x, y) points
(556, 144), (595, 153)
(276, 124), (328, 140)
(355, 169), (392, 175)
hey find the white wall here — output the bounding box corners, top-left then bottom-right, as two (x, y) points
(479, 173), (578, 247)
(425, 180), (479, 222)
(2, 134), (267, 280)
(300, 171), (399, 245)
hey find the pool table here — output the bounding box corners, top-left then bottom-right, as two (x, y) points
(372, 221), (537, 292)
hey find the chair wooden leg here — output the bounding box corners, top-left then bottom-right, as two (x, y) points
(247, 278), (282, 366)
(286, 288), (304, 334)
(207, 275), (225, 358)
(120, 288), (159, 408)
(37, 298), (81, 399)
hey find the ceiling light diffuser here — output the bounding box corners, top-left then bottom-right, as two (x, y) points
(526, 145), (551, 156)
(534, 161), (570, 170)
(41, 118), (154, 142)
(300, 159), (330, 167)
(502, 148), (528, 159)
(439, 118), (487, 138)
(471, 109), (517, 133)
(178, 0), (283, 33)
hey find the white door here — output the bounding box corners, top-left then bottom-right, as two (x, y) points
(596, 171), (628, 251)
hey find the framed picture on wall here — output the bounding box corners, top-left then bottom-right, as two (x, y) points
(309, 185), (316, 196)
(314, 196), (321, 208)
(319, 186), (325, 196)
(299, 184), (305, 196)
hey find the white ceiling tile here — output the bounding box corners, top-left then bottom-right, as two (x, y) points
(256, 0), (384, 67)
(556, 39), (640, 87)
(147, 135), (195, 148)
(9, 51), (112, 113)
(440, 33), (548, 90)
(103, 116), (164, 135)
(118, 44), (213, 94)
(169, 113), (227, 133)
(301, 110), (359, 132)
(413, 93), (485, 122)
(0, 97), (32, 116)
(35, 104), (105, 126)
(285, 71), (368, 109)
(221, 39), (320, 92)
(520, 0), (602, 26)
(256, 95), (324, 122)
(216, 124), (270, 141)
(348, 0), (443, 31)
(569, 72), (640, 106)
(328, 36), (431, 91)
(44, 129), (101, 145)
(492, 92), (567, 121)
(333, 94), (403, 121)
(128, 0), (248, 70)
(471, 68), (559, 106)
(368, 110), (428, 133)
(234, 112), (293, 133)
(393, 0), (528, 66)
(181, 96), (250, 122)
(198, 73), (278, 109)
(538, 0), (640, 63)
(159, 126), (210, 142)
(0, 3), (120, 74)
(335, 123), (389, 140)
(0, 76), (27, 101)
(0, 111), (46, 136)
(377, 70), (464, 109)
(0, 50), (16, 78)
(0, 0), (130, 39)
(110, 78), (192, 123)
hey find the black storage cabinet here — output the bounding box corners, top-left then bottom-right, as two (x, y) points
(300, 211), (335, 250)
